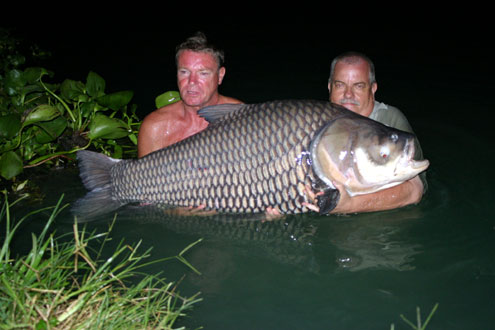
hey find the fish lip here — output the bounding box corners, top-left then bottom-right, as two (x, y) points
(394, 139), (429, 175)
(404, 139), (429, 172)
(411, 158), (430, 171)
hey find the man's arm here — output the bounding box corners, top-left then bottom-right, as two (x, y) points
(137, 119), (153, 158)
(330, 176), (424, 214)
(137, 113), (176, 158)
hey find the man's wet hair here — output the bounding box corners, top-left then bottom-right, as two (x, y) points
(175, 31), (225, 69)
(329, 51), (376, 85)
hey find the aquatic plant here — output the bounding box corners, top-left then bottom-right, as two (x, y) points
(0, 191), (202, 329)
(391, 303), (439, 330)
(0, 28), (140, 181)
(155, 90), (181, 108)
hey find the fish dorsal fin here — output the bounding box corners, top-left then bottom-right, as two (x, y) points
(197, 103), (245, 124)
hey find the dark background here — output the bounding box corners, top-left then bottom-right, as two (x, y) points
(3, 11), (492, 136)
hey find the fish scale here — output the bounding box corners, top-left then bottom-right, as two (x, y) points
(110, 100), (332, 214)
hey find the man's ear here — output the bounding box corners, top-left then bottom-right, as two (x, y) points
(372, 82), (378, 94)
(218, 67), (226, 85)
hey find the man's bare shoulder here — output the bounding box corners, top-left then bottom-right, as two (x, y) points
(151, 101), (185, 117)
(218, 95), (243, 104)
(143, 102), (184, 123)
(140, 102), (184, 133)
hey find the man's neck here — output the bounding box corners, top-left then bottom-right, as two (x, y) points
(184, 93), (221, 113)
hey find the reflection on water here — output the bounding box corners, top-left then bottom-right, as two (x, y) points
(73, 201), (425, 277)
(324, 209), (424, 272)
(108, 206), (321, 273)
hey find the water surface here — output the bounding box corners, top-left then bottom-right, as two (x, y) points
(11, 103), (495, 329)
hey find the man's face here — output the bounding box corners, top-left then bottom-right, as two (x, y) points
(328, 59), (377, 117)
(177, 50), (226, 108)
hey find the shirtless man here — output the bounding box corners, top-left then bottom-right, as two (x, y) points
(138, 32), (241, 157)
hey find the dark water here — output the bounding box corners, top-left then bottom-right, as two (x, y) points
(5, 20), (495, 329)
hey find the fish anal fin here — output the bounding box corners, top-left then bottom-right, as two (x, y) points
(72, 187), (122, 221)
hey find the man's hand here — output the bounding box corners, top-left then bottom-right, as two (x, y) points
(301, 185), (324, 212)
(329, 176), (425, 214)
(165, 204), (218, 216)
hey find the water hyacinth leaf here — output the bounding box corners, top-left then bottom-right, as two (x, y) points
(9, 95), (24, 107)
(33, 126), (53, 144)
(23, 67), (52, 84)
(0, 114), (21, 139)
(86, 71), (105, 98)
(7, 54), (25, 67)
(96, 90), (134, 110)
(128, 133), (138, 145)
(22, 83), (46, 98)
(88, 114), (130, 139)
(80, 101), (97, 118)
(23, 105), (60, 127)
(60, 79), (85, 100)
(155, 91), (181, 108)
(113, 144), (123, 159)
(34, 116), (68, 143)
(55, 103), (66, 117)
(4, 69), (26, 95)
(22, 67), (42, 84)
(0, 151), (23, 179)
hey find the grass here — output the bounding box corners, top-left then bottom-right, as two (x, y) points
(0, 191), (202, 329)
(391, 303), (439, 330)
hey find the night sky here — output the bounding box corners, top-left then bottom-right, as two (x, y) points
(3, 11), (491, 133)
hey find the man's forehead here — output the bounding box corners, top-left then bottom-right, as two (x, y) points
(333, 61), (370, 82)
(178, 50), (218, 68)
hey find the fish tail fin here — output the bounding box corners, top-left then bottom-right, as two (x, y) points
(72, 150), (123, 220)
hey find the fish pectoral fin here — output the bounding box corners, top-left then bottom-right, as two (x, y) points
(316, 188), (340, 214)
(197, 104), (245, 123)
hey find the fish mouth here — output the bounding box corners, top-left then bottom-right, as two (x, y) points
(410, 159), (430, 171)
(402, 139), (429, 172)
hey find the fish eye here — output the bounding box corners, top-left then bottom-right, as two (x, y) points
(391, 133), (398, 142)
(380, 146), (390, 159)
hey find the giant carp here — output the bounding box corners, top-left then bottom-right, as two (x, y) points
(73, 100), (429, 218)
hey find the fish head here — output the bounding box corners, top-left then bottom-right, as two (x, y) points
(310, 116), (429, 196)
